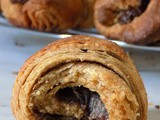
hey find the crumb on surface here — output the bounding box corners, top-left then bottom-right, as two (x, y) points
(12, 71), (18, 75)
(14, 41), (25, 47)
(148, 102), (153, 106)
(155, 105), (160, 109)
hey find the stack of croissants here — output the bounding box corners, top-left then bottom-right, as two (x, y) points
(1, 0), (160, 45)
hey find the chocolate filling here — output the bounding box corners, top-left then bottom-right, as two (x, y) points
(139, 0), (150, 12)
(11, 0), (28, 4)
(118, 0), (150, 24)
(118, 8), (141, 25)
(34, 86), (108, 120)
(98, 0), (150, 25)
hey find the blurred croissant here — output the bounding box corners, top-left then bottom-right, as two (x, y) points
(94, 0), (160, 45)
(1, 0), (95, 32)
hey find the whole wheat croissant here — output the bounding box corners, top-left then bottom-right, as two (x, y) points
(11, 35), (147, 120)
(1, 0), (95, 32)
(94, 0), (160, 45)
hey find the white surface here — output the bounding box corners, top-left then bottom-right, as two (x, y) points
(0, 22), (160, 120)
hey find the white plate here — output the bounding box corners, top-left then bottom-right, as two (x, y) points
(0, 15), (160, 52)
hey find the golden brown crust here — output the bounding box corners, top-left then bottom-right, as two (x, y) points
(94, 0), (160, 45)
(11, 35), (147, 120)
(78, 0), (95, 28)
(0, 0), (1, 12)
(1, 0), (94, 32)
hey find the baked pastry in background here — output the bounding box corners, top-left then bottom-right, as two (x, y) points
(11, 35), (147, 120)
(1, 0), (95, 32)
(78, 0), (95, 28)
(94, 0), (160, 45)
(0, 0), (1, 12)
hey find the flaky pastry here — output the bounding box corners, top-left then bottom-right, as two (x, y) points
(94, 0), (160, 45)
(1, 0), (95, 32)
(11, 35), (147, 120)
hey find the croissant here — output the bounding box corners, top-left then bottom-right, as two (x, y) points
(11, 35), (147, 120)
(0, 0), (1, 11)
(94, 0), (160, 45)
(1, 0), (95, 32)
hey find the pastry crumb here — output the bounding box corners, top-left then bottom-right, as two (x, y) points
(155, 105), (160, 109)
(12, 71), (18, 75)
(148, 102), (153, 106)
(14, 41), (25, 47)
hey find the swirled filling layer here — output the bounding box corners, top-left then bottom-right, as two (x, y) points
(29, 62), (109, 120)
(33, 86), (108, 120)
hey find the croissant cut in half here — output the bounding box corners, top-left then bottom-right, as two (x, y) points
(1, 0), (95, 32)
(94, 0), (160, 45)
(11, 35), (147, 120)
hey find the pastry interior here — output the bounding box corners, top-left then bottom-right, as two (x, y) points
(98, 0), (150, 26)
(29, 62), (109, 120)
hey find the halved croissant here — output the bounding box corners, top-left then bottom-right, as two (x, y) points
(1, 0), (95, 32)
(11, 35), (147, 120)
(94, 0), (160, 45)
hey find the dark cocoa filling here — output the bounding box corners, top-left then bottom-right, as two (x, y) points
(11, 0), (28, 4)
(118, 8), (141, 25)
(139, 0), (150, 13)
(34, 86), (108, 120)
(118, 0), (150, 24)
(98, 0), (150, 26)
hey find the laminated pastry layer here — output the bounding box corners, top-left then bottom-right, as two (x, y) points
(94, 0), (160, 45)
(78, 0), (95, 28)
(11, 35), (147, 120)
(2, 0), (94, 32)
(28, 62), (138, 120)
